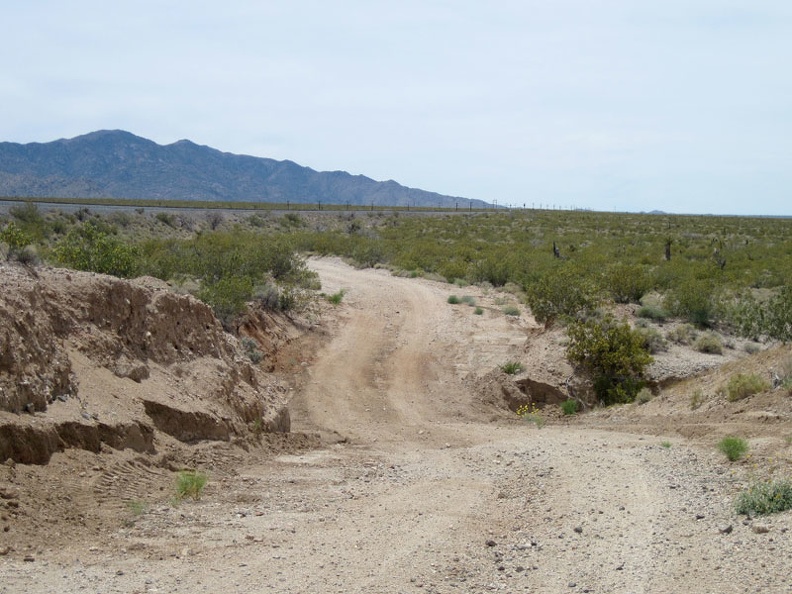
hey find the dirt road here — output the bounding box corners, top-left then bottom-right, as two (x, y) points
(2, 258), (790, 593)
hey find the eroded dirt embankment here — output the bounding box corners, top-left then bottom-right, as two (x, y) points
(0, 263), (294, 466)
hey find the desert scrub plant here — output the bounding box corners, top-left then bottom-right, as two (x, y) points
(637, 327), (668, 354)
(735, 479), (792, 516)
(502, 305), (521, 317)
(637, 304), (669, 323)
(689, 388), (705, 410)
(52, 221), (139, 278)
(664, 277), (718, 327)
(635, 387), (654, 405)
(566, 315), (653, 405)
(327, 289), (345, 305)
(560, 399), (579, 415)
(525, 265), (601, 327)
(241, 337), (263, 364)
(666, 324), (698, 345)
(460, 295), (477, 306)
(660, 441), (672, 448)
(500, 361), (523, 375)
(474, 307), (484, 315)
(694, 332), (724, 354)
(447, 295), (461, 304)
(724, 373), (770, 401)
(718, 436), (748, 461)
(176, 470), (208, 501)
(516, 403), (544, 428)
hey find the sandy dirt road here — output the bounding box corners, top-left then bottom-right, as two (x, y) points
(2, 257), (790, 593)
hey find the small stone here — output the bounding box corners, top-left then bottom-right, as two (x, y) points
(485, 539), (497, 547)
(718, 524), (733, 535)
(573, 526), (583, 534)
(695, 514), (705, 520)
(568, 582), (577, 588)
(752, 524), (770, 534)
(23, 555), (34, 562)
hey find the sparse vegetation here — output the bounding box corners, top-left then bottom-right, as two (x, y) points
(724, 373), (770, 402)
(635, 387), (654, 405)
(735, 479), (792, 516)
(447, 295), (461, 304)
(516, 403), (544, 428)
(689, 388), (705, 410)
(241, 337), (264, 364)
(560, 399), (579, 415)
(660, 441), (672, 448)
(502, 305), (521, 317)
(718, 436), (748, 461)
(328, 289), (345, 305)
(666, 324), (698, 345)
(694, 332), (724, 355)
(176, 470), (208, 501)
(474, 307), (484, 315)
(500, 361), (523, 375)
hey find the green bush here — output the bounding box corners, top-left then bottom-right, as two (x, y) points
(500, 361), (523, 375)
(694, 332), (724, 354)
(525, 265), (601, 327)
(241, 337), (263, 364)
(604, 263), (651, 304)
(635, 387), (654, 405)
(637, 304), (669, 323)
(664, 278), (717, 327)
(724, 373), (770, 402)
(566, 315), (654, 405)
(474, 307), (484, 315)
(0, 221), (33, 260)
(560, 399), (579, 415)
(502, 305), (521, 317)
(198, 276), (254, 327)
(176, 470), (208, 500)
(447, 295), (461, 304)
(666, 324), (698, 345)
(718, 436), (748, 461)
(328, 289), (345, 305)
(52, 221), (139, 278)
(735, 480), (792, 515)
(637, 327), (668, 354)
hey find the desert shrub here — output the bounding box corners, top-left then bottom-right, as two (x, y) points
(241, 337), (263, 364)
(664, 278), (717, 327)
(560, 399), (579, 415)
(724, 373), (770, 401)
(566, 315), (653, 405)
(637, 304), (669, 323)
(500, 361), (523, 375)
(253, 282), (281, 310)
(198, 275), (254, 327)
(525, 265), (601, 327)
(765, 285), (792, 343)
(0, 221), (33, 261)
(637, 327), (668, 354)
(695, 332), (724, 354)
(718, 436), (748, 461)
(635, 387), (654, 405)
(744, 342), (761, 355)
(9, 202), (48, 241)
(603, 263), (652, 304)
(736, 480), (792, 515)
(474, 307), (484, 315)
(516, 403), (544, 428)
(666, 324), (698, 345)
(447, 295), (461, 304)
(328, 289), (345, 305)
(460, 295), (477, 306)
(689, 388), (704, 410)
(176, 470), (208, 500)
(52, 221), (139, 278)
(502, 305), (521, 317)
(155, 211), (178, 228)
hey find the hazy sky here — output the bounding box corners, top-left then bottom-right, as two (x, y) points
(4, 1), (792, 215)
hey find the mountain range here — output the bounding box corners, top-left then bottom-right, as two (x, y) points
(0, 130), (486, 208)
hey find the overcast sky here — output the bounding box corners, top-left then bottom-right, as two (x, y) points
(4, 1), (791, 215)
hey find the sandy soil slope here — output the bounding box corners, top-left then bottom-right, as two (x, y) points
(2, 257), (791, 593)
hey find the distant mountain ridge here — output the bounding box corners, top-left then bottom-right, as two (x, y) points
(0, 130), (486, 208)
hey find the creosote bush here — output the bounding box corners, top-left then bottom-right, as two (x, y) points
(566, 315), (653, 405)
(560, 399), (579, 415)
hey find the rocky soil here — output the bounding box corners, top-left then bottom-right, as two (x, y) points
(1, 257), (791, 593)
